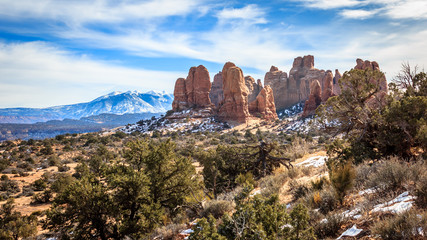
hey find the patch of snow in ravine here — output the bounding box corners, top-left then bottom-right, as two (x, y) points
(358, 187), (377, 195)
(296, 156), (327, 168)
(337, 224), (363, 239)
(371, 191), (415, 214)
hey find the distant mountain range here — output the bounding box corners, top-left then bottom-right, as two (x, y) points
(0, 112), (164, 141)
(0, 91), (173, 124)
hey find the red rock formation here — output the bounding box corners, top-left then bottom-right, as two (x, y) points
(289, 55), (326, 107)
(245, 76), (263, 103)
(333, 69), (342, 95)
(172, 65), (212, 111)
(218, 62), (250, 123)
(172, 78), (187, 111)
(302, 80), (322, 117)
(264, 65), (289, 109)
(249, 85), (278, 120)
(209, 72), (224, 108)
(322, 70), (334, 102)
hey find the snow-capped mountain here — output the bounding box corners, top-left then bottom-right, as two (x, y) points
(0, 91), (173, 124)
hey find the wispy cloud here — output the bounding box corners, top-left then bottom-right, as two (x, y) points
(0, 0), (205, 25)
(292, 0), (364, 9)
(216, 4), (268, 24)
(0, 42), (182, 108)
(341, 9), (378, 19)
(383, 0), (427, 19)
(295, 0), (427, 20)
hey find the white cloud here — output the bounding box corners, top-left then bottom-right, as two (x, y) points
(296, 0), (427, 20)
(341, 9), (378, 19)
(0, 42), (182, 108)
(293, 0), (365, 9)
(0, 0), (205, 26)
(384, 0), (427, 19)
(216, 4), (268, 24)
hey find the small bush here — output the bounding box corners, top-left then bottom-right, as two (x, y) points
(318, 187), (338, 214)
(371, 209), (427, 240)
(31, 189), (53, 204)
(47, 156), (59, 167)
(0, 178), (20, 194)
(314, 213), (346, 238)
(291, 181), (310, 202)
(57, 164), (70, 172)
(330, 163), (355, 204)
(367, 159), (410, 193)
(311, 177), (328, 191)
(415, 174), (427, 208)
(202, 200), (234, 219)
(31, 178), (47, 191)
(151, 223), (187, 240)
(259, 173), (288, 198)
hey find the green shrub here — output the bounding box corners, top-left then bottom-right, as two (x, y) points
(189, 215), (226, 240)
(31, 189), (53, 204)
(31, 178), (47, 191)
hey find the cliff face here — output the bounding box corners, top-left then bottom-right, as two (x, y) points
(264, 55), (329, 110)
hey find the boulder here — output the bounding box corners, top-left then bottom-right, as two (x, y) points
(209, 72), (224, 108)
(218, 62), (250, 123)
(302, 80), (322, 117)
(249, 85), (278, 120)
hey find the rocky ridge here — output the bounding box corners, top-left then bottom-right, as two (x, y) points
(171, 62), (279, 124)
(169, 56), (387, 125)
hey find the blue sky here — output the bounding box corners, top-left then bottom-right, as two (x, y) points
(0, 0), (426, 108)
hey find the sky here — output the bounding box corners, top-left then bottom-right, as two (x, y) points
(0, 0), (426, 108)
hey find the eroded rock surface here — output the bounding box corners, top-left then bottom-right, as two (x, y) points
(218, 62), (250, 123)
(172, 65), (212, 111)
(302, 80), (322, 117)
(249, 85), (278, 120)
(209, 72), (224, 108)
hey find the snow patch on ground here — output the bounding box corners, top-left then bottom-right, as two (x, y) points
(296, 156), (327, 168)
(371, 191), (415, 214)
(119, 109), (230, 135)
(337, 224), (363, 239)
(358, 187), (377, 195)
